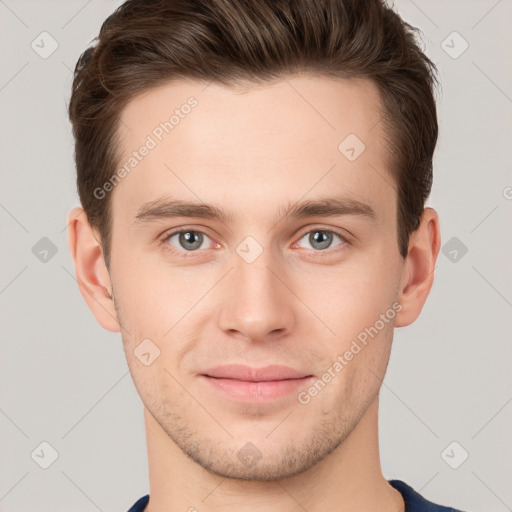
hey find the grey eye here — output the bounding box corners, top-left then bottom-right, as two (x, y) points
(298, 230), (343, 251)
(167, 231), (208, 251)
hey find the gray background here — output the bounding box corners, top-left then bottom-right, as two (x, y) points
(0, 0), (511, 511)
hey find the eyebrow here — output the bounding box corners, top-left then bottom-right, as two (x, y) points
(134, 196), (377, 225)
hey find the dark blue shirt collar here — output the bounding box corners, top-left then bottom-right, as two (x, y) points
(126, 479), (466, 511)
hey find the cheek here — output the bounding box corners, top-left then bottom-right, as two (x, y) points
(110, 251), (189, 330)
(296, 257), (400, 340)
(126, 353), (177, 416)
(111, 254), (210, 377)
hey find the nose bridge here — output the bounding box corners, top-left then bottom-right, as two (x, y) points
(217, 238), (294, 340)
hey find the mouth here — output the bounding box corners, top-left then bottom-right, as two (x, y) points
(199, 364), (315, 402)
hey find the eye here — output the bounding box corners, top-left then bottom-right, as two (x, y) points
(164, 229), (214, 252)
(295, 229), (347, 252)
(161, 227), (348, 257)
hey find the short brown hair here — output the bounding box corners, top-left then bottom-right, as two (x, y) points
(68, 0), (438, 267)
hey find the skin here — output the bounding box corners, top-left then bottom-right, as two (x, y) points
(68, 74), (440, 512)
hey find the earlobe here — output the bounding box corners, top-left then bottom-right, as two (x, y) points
(67, 207), (121, 332)
(394, 207), (441, 328)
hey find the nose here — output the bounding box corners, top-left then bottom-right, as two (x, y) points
(216, 244), (296, 344)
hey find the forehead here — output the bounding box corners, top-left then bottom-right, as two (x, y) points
(112, 74), (395, 226)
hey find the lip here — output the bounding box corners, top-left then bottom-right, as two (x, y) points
(199, 365), (314, 402)
(202, 364), (311, 381)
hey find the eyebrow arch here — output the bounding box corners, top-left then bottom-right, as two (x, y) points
(133, 195), (377, 225)
(280, 196), (376, 221)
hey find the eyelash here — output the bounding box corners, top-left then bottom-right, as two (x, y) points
(160, 226), (350, 258)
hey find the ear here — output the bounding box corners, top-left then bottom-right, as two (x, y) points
(67, 207), (121, 332)
(394, 207), (441, 327)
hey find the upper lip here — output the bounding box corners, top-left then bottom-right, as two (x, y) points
(202, 364), (312, 382)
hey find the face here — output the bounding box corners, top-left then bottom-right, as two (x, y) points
(107, 74), (406, 480)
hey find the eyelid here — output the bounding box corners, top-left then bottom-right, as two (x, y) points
(294, 225), (351, 244)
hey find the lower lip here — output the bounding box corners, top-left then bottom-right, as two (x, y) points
(200, 375), (313, 401)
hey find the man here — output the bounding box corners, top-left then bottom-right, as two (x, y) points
(66, 0), (465, 510)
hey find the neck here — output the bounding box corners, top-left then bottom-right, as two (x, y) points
(143, 395), (404, 512)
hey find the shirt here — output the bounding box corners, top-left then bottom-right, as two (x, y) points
(126, 479), (467, 511)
